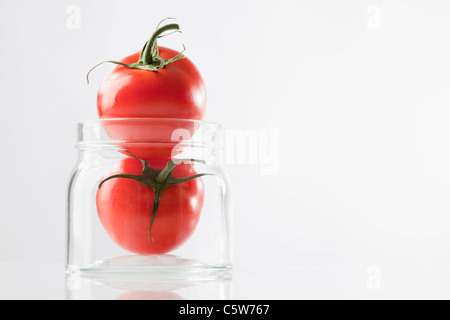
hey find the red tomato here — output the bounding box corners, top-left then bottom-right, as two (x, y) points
(92, 21), (209, 254)
(89, 21), (207, 158)
(96, 156), (205, 255)
(97, 47), (206, 121)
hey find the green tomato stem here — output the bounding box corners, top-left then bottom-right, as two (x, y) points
(148, 187), (164, 243)
(140, 23), (181, 65)
(98, 151), (209, 243)
(86, 18), (186, 84)
(156, 161), (177, 183)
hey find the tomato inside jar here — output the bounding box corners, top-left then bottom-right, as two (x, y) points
(96, 155), (206, 255)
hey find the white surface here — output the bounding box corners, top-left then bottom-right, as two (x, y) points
(1, 262), (450, 300)
(1, 0), (450, 299)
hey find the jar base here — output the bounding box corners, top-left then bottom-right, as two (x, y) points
(66, 254), (232, 281)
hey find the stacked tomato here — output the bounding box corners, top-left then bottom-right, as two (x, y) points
(91, 20), (208, 255)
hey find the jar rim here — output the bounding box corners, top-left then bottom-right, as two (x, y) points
(75, 118), (223, 150)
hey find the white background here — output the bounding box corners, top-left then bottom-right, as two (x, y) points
(1, 0), (450, 299)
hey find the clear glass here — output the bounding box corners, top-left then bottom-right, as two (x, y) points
(66, 118), (232, 281)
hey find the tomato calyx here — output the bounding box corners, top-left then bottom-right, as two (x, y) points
(86, 18), (186, 84)
(98, 151), (210, 242)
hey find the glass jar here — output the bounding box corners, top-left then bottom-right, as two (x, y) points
(66, 118), (232, 280)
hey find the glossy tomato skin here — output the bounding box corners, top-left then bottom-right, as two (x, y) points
(97, 47), (206, 159)
(97, 47), (206, 120)
(96, 157), (204, 255)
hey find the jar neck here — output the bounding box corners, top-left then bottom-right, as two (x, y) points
(75, 118), (223, 164)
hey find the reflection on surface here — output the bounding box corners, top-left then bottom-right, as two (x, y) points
(65, 254), (232, 299)
(65, 272), (232, 300)
(115, 290), (184, 300)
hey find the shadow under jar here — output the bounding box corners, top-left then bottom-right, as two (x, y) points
(66, 118), (232, 280)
